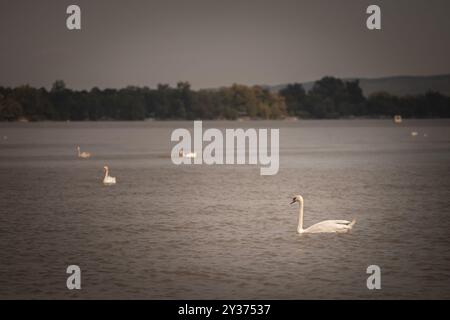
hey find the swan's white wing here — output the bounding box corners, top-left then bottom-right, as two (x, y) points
(103, 176), (116, 184)
(303, 220), (354, 233)
(329, 220), (352, 225)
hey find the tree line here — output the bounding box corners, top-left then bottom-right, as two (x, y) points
(1, 77), (449, 121)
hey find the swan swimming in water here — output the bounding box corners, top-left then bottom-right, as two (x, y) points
(103, 166), (116, 185)
(77, 146), (91, 159)
(178, 148), (197, 159)
(290, 195), (356, 234)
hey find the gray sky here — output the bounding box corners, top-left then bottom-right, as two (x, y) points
(1, 0), (450, 89)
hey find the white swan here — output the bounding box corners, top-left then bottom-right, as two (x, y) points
(77, 146), (91, 159)
(290, 195), (356, 234)
(103, 166), (116, 185)
(178, 148), (197, 159)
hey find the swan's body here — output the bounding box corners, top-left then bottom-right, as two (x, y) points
(291, 195), (356, 234)
(300, 219), (356, 233)
(103, 166), (116, 185)
(179, 148), (197, 159)
(185, 152), (197, 158)
(77, 146), (91, 159)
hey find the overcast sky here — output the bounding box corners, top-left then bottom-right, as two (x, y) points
(1, 0), (450, 89)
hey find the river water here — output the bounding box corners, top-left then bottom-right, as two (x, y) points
(0, 119), (449, 299)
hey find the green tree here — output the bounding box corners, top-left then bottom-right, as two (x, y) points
(279, 83), (308, 117)
(0, 96), (23, 121)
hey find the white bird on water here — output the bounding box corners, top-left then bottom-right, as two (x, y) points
(178, 148), (197, 159)
(290, 195), (356, 234)
(77, 146), (91, 159)
(103, 166), (116, 185)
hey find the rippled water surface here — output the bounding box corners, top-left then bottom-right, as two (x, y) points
(1, 119), (450, 299)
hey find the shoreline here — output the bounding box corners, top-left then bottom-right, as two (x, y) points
(2, 116), (450, 123)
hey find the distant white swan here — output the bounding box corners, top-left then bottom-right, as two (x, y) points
(103, 166), (116, 185)
(290, 195), (356, 234)
(179, 148), (197, 159)
(411, 131), (418, 137)
(77, 146), (91, 159)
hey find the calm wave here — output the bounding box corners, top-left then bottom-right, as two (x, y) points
(1, 119), (450, 299)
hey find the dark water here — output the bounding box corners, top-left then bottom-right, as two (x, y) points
(0, 119), (450, 299)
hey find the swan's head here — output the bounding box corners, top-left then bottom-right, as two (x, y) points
(290, 195), (303, 204)
(103, 166), (109, 170)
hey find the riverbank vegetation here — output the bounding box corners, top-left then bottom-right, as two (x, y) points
(1, 77), (449, 121)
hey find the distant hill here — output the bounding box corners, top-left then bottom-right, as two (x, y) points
(267, 74), (450, 97)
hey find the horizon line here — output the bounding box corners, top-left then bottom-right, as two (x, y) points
(1, 72), (450, 91)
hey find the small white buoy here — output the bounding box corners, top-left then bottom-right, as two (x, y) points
(393, 115), (402, 124)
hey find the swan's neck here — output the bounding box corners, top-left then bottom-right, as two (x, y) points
(104, 169), (109, 179)
(77, 148), (81, 156)
(297, 198), (304, 233)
